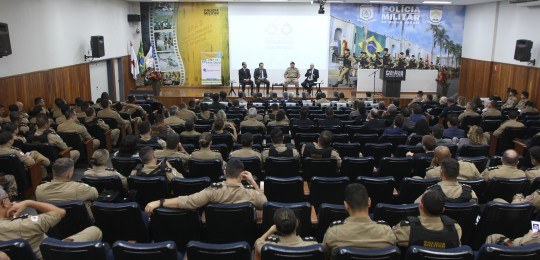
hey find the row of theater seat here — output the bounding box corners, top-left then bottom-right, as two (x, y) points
(4, 236), (540, 260)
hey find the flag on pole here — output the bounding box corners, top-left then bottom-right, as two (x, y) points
(137, 40), (145, 74)
(145, 45), (155, 69)
(130, 41), (139, 80)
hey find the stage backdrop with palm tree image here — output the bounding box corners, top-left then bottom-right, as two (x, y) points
(329, 4), (464, 94)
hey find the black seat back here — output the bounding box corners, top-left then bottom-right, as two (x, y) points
(317, 203), (348, 242)
(91, 202), (149, 244)
(85, 123), (106, 149)
(261, 244), (324, 260)
(265, 157), (300, 178)
(81, 175), (124, 194)
(413, 156), (434, 178)
(111, 156), (142, 177)
(373, 203), (419, 226)
(261, 202), (312, 237)
(204, 202), (257, 244)
(395, 145), (424, 157)
(351, 133), (378, 147)
(356, 176), (395, 212)
(170, 177), (211, 197)
(150, 208), (201, 252)
(180, 135), (201, 148)
(211, 134), (234, 152)
(363, 143), (393, 165)
(57, 132), (88, 160)
(340, 156), (375, 180)
(235, 157), (262, 179)
(458, 144), (489, 157)
(0, 154), (31, 190)
(21, 143), (60, 166)
(461, 116), (482, 133)
(186, 241), (251, 260)
(477, 243), (540, 260)
(112, 240), (178, 260)
(264, 176), (304, 203)
(443, 202), (480, 246)
(377, 157), (414, 187)
(396, 177), (438, 204)
(309, 176), (349, 210)
(128, 175), (169, 209)
(40, 237), (108, 260)
(46, 200), (93, 240)
(0, 239), (37, 260)
(458, 179), (486, 201)
(333, 142), (361, 158)
(335, 246), (401, 260)
(481, 177), (529, 203)
(379, 134), (408, 153)
(472, 202), (534, 249)
(457, 156), (489, 172)
(241, 126), (265, 135)
(302, 157), (337, 179)
(405, 246), (474, 260)
(188, 158), (223, 181)
(496, 127), (527, 155)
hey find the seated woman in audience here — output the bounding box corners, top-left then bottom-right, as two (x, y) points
(198, 103), (213, 120)
(115, 135), (138, 157)
(84, 149), (127, 190)
(191, 132), (225, 168)
(138, 121), (166, 148)
(255, 208), (317, 254)
(456, 125), (489, 150)
(457, 96), (467, 108)
(211, 118), (237, 142)
(472, 96), (484, 111)
(268, 110), (289, 127)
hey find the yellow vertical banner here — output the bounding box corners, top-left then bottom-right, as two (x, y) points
(177, 3), (230, 86)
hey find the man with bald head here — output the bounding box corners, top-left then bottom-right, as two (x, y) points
(482, 149), (526, 180)
(425, 146), (480, 180)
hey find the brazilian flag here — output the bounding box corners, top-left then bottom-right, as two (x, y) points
(358, 32), (385, 58)
(137, 40), (145, 74)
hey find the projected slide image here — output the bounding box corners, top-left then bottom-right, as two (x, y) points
(154, 31), (174, 51)
(157, 52), (180, 72)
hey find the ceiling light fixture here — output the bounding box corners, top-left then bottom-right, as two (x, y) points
(369, 0), (400, 4)
(422, 1), (452, 4)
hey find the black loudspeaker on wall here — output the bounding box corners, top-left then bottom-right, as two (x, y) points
(0, 22), (12, 58)
(127, 14), (141, 22)
(514, 39), (532, 62)
(91, 35), (105, 58)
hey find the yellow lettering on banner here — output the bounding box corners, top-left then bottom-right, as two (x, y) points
(423, 241), (446, 249)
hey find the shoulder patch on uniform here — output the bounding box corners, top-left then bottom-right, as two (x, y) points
(461, 183), (472, 188)
(376, 220), (389, 225)
(526, 167), (537, 171)
(330, 220), (344, 227)
(265, 235), (279, 242)
(488, 166), (499, 171)
(244, 184), (255, 189)
(400, 220), (410, 226)
(106, 168), (115, 171)
(211, 182), (223, 188)
(426, 166), (435, 170)
(303, 236), (316, 242)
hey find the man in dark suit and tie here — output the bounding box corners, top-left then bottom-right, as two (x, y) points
(238, 62), (254, 94)
(254, 62), (270, 95)
(301, 63), (319, 95)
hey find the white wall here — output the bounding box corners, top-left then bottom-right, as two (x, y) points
(0, 0), (141, 77)
(89, 61), (109, 102)
(228, 3), (330, 87)
(463, 2), (540, 68)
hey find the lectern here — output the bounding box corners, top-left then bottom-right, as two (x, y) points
(380, 68), (406, 98)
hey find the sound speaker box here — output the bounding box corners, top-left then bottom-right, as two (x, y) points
(0, 23), (12, 57)
(91, 35), (105, 58)
(514, 39), (532, 62)
(128, 14), (141, 22)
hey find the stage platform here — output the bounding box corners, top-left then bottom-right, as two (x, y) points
(131, 86), (426, 108)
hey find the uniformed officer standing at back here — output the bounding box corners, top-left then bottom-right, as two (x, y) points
(262, 128), (300, 164)
(481, 149), (526, 180)
(144, 158), (267, 212)
(415, 158), (478, 204)
(425, 146), (481, 180)
(323, 183), (397, 259)
(84, 149), (128, 190)
(393, 190), (462, 248)
(57, 108), (100, 150)
(0, 187), (102, 259)
(130, 146), (184, 183)
(255, 208), (317, 254)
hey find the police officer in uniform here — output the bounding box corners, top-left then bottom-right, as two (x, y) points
(230, 133), (262, 161)
(357, 51), (370, 69)
(525, 146), (540, 181)
(97, 98), (132, 134)
(502, 88), (518, 109)
(35, 158), (98, 216)
(493, 110), (525, 137)
(85, 107), (120, 146)
(240, 108), (265, 130)
(425, 146), (481, 180)
(84, 149), (127, 190)
(262, 129), (300, 164)
(393, 52), (408, 69)
(180, 119), (201, 137)
(32, 114), (80, 163)
(255, 208), (317, 254)
(332, 48), (357, 88)
(57, 108), (100, 150)
(130, 146), (183, 183)
(154, 134), (190, 166)
(408, 55), (418, 69)
(482, 149), (526, 180)
(138, 121), (166, 148)
(415, 158), (478, 204)
(0, 187), (102, 259)
(382, 48), (393, 68)
(301, 130), (341, 170)
(393, 190), (462, 248)
(177, 102), (197, 122)
(323, 183), (397, 259)
(0, 131), (51, 170)
(164, 105), (186, 126)
(283, 62), (301, 95)
(481, 100), (502, 118)
(516, 91), (530, 110)
(144, 158), (267, 212)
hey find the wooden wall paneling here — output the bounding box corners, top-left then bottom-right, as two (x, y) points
(459, 58), (492, 99)
(527, 67), (540, 103)
(122, 56), (137, 99)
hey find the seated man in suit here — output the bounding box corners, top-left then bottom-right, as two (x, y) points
(301, 63), (319, 94)
(292, 107), (315, 127)
(254, 62), (270, 95)
(443, 115), (465, 138)
(317, 107), (342, 128)
(380, 115), (407, 139)
(364, 108), (386, 131)
(238, 62), (254, 94)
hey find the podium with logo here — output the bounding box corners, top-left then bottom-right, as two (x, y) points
(380, 68), (406, 98)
